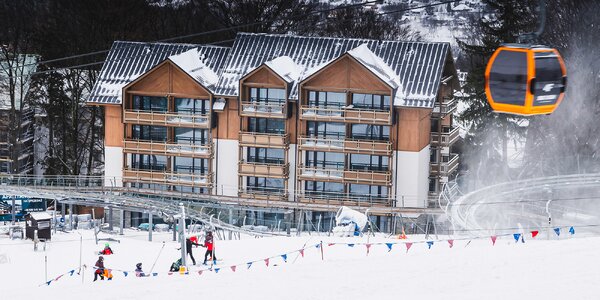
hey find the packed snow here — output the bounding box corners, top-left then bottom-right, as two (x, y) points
(1, 227), (598, 299)
(264, 56), (301, 83)
(168, 48), (220, 90)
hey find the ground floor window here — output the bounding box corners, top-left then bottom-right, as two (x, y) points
(129, 154), (167, 171)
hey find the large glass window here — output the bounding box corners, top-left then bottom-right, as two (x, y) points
(249, 88), (286, 104)
(132, 125), (167, 142)
(246, 147), (285, 164)
(129, 154), (167, 171)
(349, 154), (389, 171)
(247, 118), (285, 134)
(349, 184), (388, 200)
(307, 91), (346, 107)
(175, 98), (209, 115)
(304, 181), (344, 196)
(306, 121), (345, 139)
(173, 157), (208, 174)
(246, 176), (284, 193)
(305, 151), (345, 169)
(350, 124), (390, 141)
(132, 95), (168, 112)
(175, 128), (208, 145)
(352, 93), (391, 110)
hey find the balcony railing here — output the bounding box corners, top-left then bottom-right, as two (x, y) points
(123, 110), (210, 128)
(240, 101), (286, 118)
(432, 97), (457, 116)
(300, 106), (391, 125)
(430, 153), (459, 176)
(123, 139), (213, 158)
(298, 192), (391, 206)
(298, 165), (344, 182)
(238, 161), (289, 178)
(239, 132), (289, 149)
(298, 165), (392, 185)
(298, 136), (392, 156)
(238, 188), (288, 201)
(430, 126), (459, 146)
(123, 168), (213, 187)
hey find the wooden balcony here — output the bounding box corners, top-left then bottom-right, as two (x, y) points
(300, 106), (392, 125)
(430, 153), (459, 177)
(430, 126), (459, 147)
(123, 168), (213, 187)
(238, 161), (289, 178)
(123, 110), (210, 128)
(297, 165), (344, 183)
(344, 169), (393, 185)
(240, 101), (286, 118)
(432, 97), (457, 116)
(298, 136), (392, 156)
(239, 132), (289, 149)
(123, 140), (213, 158)
(238, 188), (288, 201)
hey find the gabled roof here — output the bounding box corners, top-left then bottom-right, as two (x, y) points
(88, 41), (229, 104)
(215, 32), (456, 108)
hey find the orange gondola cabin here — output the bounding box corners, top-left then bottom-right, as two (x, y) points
(485, 45), (567, 116)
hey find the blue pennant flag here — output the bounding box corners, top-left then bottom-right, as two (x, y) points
(123, 271), (128, 277)
(46, 280), (52, 286)
(69, 270), (75, 276)
(427, 241), (434, 249)
(214, 268), (220, 273)
(152, 273), (158, 277)
(213, 260), (218, 265)
(513, 233), (521, 242)
(316, 244), (321, 249)
(554, 228), (561, 236)
(347, 244), (355, 247)
(386, 243), (393, 252)
(281, 254), (287, 262)
(247, 262), (253, 269)
(569, 226), (575, 235)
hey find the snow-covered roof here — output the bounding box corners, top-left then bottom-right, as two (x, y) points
(167, 48), (221, 92)
(28, 212), (53, 220)
(215, 32), (455, 109)
(263, 56), (300, 84)
(88, 41), (229, 104)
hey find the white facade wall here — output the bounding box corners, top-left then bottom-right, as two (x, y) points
(214, 138), (238, 196)
(287, 144), (297, 201)
(104, 146), (123, 187)
(394, 145), (430, 208)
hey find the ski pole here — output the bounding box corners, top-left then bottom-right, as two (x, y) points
(149, 242), (166, 274)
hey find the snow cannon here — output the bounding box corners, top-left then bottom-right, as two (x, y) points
(485, 45), (566, 116)
(332, 207), (368, 237)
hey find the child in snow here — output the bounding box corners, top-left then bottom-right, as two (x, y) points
(169, 258), (182, 272)
(202, 231), (217, 265)
(99, 243), (113, 255)
(93, 256), (105, 281)
(135, 263), (145, 277)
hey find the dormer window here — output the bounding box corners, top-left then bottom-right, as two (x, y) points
(249, 87), (285, 104)
(132, 95), (168, 112)
(307, 91), (345, 108)
(352, 93), (390, 110)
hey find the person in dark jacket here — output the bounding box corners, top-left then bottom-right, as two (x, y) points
(203, 231), (217, 265)
(184, 237), (200, 265)
(135, 263), (145, 277)
(93, 256), (105, 281)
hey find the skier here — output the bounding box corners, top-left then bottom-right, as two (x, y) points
(202, 231), (217, 265)
(177, 237), (200, 265)
(135, 263), (145, 277)
(99, 243), (113, 255)
(93, 256), (105, 281)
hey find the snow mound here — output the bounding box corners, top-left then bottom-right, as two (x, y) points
(169, 48), (219, 90)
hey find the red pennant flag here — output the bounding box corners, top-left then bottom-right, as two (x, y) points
(448, 239), (454, 248)
(299, 249), (304, 257)
(491, 236), (497, 246)
(264, 258), (270, 267)
(231, 266), (236, 272)
(197, 271), (202, 276)
(55, 274), (63, 281)
(531, 230), (539, 238)
(168, 272), (173, 275)
(405, 243), (413, 253)
(328, 243), (335, 246)
(366, 244), (372, 255)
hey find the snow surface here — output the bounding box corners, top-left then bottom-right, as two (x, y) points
(1, 228), (599, 299)
(168, 48), (219, 91)
(264, 56), (300, 83)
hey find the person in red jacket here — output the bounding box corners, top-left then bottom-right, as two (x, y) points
(202, 231), (217, 265)
(93, 256), (105, 281)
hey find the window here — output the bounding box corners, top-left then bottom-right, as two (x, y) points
(429, 177), (437, 193)
(304, 181), (344, 196)
(430, 147), (438, 163)
(305, 151), (345, 169)
(246, 176), (284, 193)
(247, 118), (285, 134)
(349, 154), (389, 171)
(174, 186), (208, 194)
(173, 157), (208, 174)
(249, 88), (286, 104)
(246, 147), (285, 164)
(349, 184), (388, 200)
(129, 154), (167, 171)
(132, 95), (168, 112)
(308, 91), (346, 107)
(352, 93), (390, 110)
(350, 124), (390, 141)
(175, 128), (208, 145)
(306, 121), (345, 139)
(175, 98), (209, 115)
(132, 125), (167, 142)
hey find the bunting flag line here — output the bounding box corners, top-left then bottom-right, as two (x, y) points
(448, 240), (454, 248)
(569, 226), (575, 235)
(491, 236), (497, 246)
(214, 268), (220, 273)
(513, 233), (521, 243)
(386, 243), (393, 252)
(198, 270), (203, 275)
(54, 274), (64, 281)
(68, 270), (75, 276)
(265, 258), (270, 267)
(531, 231), (539, 238)
(281, 254), (287, 263)
(347, 244), (355, 247)
(328, 243), (335, 247)
(554, 228), (561, 236)
(315, 244), (321, 249)
(247, 262), (253, 269)
(427, 241), (434, 249)
(299, 249), (305, 257)
(405, 242), (413, 253)
(123, 271), (128, 277)
(152, 273), (158, 277)
(231, 266), (236, 272)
